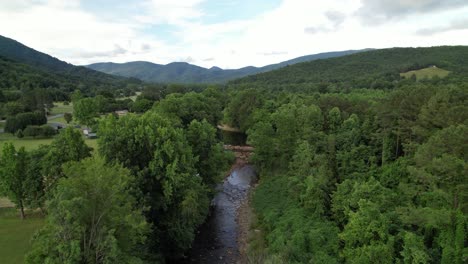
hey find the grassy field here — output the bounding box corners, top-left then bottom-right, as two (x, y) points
(49, 102), (73, 115)
(0, 206), (44, 264)
(48, 115), (66, 123)
(0, 133), (98, 154)
(0, 133), (54, 151)
(400, 67), (450, 80)
(118, 91), (141, 102)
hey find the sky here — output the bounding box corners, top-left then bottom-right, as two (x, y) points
(0, 0), (467, 69)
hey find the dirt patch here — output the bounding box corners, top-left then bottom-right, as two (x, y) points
(0, 197), (14, 208)
(218, 124), (242, 133)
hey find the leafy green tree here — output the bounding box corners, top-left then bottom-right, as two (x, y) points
(287, 141), (330, 216)
(130, 98), (153, 113)
(73, 97), (98, 126)
(26, 157), (149, 264)
(224, 89), (264, 131)
(416, 86), (468, 141)
(154, 92), (223, 127)
(247, 120), (276, 171)
(24, 146), (49, 212)
(98, 112), (211, 257)
(64, 112), (73, 124)
(42, 127), (92, 191)
(340, 200), (395, 264)
(269, 102), (324, 165)
(3, 101), (26, 116)
(0, 144), (29, 219)
(186, 119), (232, 186)
(400, 232), (430, 264)
(411, 125), (467, 210)
(4, 111), (47, 134)
(327, 106), (342, 133)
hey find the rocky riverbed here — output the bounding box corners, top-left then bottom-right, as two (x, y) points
(178, 164), (257, 264)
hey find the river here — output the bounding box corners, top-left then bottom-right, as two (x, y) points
(178, 164), (257, 264)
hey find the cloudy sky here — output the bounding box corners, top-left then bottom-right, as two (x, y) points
(1, 0), (467, 69)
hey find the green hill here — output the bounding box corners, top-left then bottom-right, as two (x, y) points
(229, 46), (468, 91)
(0, 35), (140, 93)
(86, 50), (369, 83)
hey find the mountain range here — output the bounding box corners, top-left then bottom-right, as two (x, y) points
(86, 49), (371, 84)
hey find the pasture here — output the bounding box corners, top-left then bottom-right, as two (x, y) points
(400, 66), (450, 80)
(0, 133), (98, 154)
(49, 102), (73, 115)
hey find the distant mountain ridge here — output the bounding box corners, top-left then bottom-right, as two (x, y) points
(86, 49), (372, 83)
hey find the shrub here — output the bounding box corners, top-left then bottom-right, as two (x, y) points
(16, 129), (24, 138)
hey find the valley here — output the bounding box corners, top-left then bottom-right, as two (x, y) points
(0, 32), (467, 264)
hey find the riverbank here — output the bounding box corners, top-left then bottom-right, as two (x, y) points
(237, 182), (257, 263)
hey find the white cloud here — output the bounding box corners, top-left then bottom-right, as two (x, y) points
(136, 0), (206, 25)
(0, 0), (467, 69)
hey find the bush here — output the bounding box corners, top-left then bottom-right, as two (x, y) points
(16, 129), (24, 138)
(41, 125), (56, 137)
(4, 111), (47, 133)
(23, 125), (43, 138)
(22, 125), (56, 138)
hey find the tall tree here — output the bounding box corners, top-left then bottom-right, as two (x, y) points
(27, 157), (148, 264)
(0, 144), (29, 219)
(42, 127), (92, 191)
(73, 97), (98, 126)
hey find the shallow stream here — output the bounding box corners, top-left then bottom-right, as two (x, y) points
(179, 165), (257, 264)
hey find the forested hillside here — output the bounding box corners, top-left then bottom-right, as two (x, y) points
(0, 36), (142, 125)
(0, 35), (141, 95)
(230, 46), (468, 92)
(222, 47), (468, 263)
(86, 49), (368, 83)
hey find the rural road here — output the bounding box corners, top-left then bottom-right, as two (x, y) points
(47, 113), (64, 120)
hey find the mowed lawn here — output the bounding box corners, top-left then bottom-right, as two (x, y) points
(49, 102), (73, 115)
(400, 67), (450, 80)
(0, 204), (44, 264)
(0, 133), (98, 154)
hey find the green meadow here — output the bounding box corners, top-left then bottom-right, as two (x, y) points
(0, 133), (98, 155)
(400, 66), (450, 80)
(0, 206), (44, 264)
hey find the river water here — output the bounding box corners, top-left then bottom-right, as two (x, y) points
(178, 165), (257, 264)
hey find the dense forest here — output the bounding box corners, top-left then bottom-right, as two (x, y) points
(0, 40), (467, 263)
(230, 46), (468, 92)
(221, 48), (468, 263)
